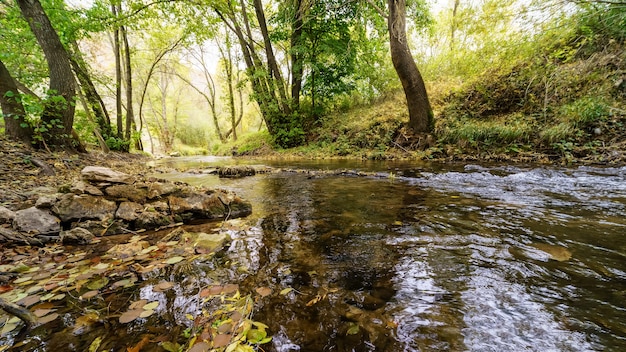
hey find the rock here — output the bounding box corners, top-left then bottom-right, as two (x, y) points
(35, 194), (62, 209)
(0, 206), (16, 224)
(0, 227), (44, 245)
(136, 211), (174, 228)
(105, 184), (148, 203)
(146, 182), (179, 200)
(115, 201), (143, 222)
(73, 219), (124, 237)
(60, 228), (95, 244)
(81, 166), (133, 184)
(53, 194), (117, 222)
(217, 166), (256, 178)
(169, 193), (226, 219)
(70, 181), (104, 196)
(193, 232), (231, 254)
(13, 207), (61, 235)
(531, 243), (572, 261)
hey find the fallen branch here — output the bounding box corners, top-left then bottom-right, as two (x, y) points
(0, 297), (37, 327)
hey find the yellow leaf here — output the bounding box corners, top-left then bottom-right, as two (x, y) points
(143, 301), (159, 310)
(279, 287), (293, 295)
(88, 337), (102, 352)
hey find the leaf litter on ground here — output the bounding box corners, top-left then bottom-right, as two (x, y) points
(0, 226), (272, 351)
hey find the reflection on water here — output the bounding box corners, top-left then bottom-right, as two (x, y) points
(151, 159), (626, 351)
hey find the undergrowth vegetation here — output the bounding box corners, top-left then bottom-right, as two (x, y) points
(212, 2), (625, 164)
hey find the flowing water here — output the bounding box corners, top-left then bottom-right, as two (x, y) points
(146, 157), (626, 351)
(4, 157), (625, 351)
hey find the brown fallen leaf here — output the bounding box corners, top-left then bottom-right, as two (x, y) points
(126, 335), (151, 352)
(255, 287), (272, 297)
(213, 334), (232, 348)
(119, 309), (143, 324)
(37, 312), (59, 325)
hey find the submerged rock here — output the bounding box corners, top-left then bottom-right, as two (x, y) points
(60, 227), (95, 244)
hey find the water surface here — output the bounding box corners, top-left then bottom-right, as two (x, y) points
(149, 158), (626, 351)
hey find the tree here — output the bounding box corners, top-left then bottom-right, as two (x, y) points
(0, 59), (33, 144)
(387, 0), (433, 132)
(16, 0), (79, 149)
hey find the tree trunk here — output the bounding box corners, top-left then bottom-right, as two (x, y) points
(111, 3), (123, 138)
(290, 0), (305, 109)
(121, 25), (136, 143)
(17, 0), (77, 148)
(0, 59), (33, 145)
(387, 0), (433, 133)
(68, 42), (113, 137)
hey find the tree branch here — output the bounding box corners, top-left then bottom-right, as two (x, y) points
(364, 0), (388, 19)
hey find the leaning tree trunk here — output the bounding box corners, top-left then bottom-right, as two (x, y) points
(17, 0), (77, 148)
(387, 0), (433, 133)
(0, 59), (33, 145)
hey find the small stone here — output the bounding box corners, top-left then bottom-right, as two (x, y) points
(70, 181), (104, 196)
(60, 228), (95, 244)
(35, 194), (62, 209)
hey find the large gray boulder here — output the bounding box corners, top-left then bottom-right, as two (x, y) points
(53, 194), (117, 222)
(81, 166), (134, 184)
(13, 207), (61, 234)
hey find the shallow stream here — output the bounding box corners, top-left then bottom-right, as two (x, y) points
(0, 157), (626, 352)
(148, 157), (626, 351)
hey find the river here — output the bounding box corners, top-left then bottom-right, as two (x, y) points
(147, 157), (626, 351)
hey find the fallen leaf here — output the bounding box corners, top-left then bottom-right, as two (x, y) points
(213, 334), (232, 347)
(279, 287), (293, 295)
(188, 341), (210, 352)
(163, 256), (184, 265)
(88, 337), (102, 352)
(33, 308), (55, 318)
(129, 299), (147, 310)
(153, 282), (174, 292)
(86, 277), (109, 290)
(126, 335), (150, 352)
(18, 294), (41, 307)
(255, 287), (272, 297)
(139, 309), (154, 318)
(222, 284), (238, 294)
(80, 290), (99, 300)
(37, 312), (59, 325)
(119, 309), (143, 324)
(143, 301), (159, 310)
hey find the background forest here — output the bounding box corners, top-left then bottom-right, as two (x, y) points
(1, 0), (625, 162)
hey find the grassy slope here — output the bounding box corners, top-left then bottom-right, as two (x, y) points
(219, 40), (625, 164)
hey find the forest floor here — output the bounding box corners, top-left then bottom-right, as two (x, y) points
(0, 135), (151, 211)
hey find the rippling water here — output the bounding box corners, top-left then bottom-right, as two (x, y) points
(152, 159), (626, 351)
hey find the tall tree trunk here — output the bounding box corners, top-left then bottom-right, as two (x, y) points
(290, 0), (305, 109)
(387, 0), (433, 133)
(17, 0), (77, 148)
(68, 42), (113, 137)
(450, 0), (460, 52)
(252, 0), (290, 114)
(111, 3), (123, 138)
(0, 59), (33, 145)
(121, 25), (136, 143)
